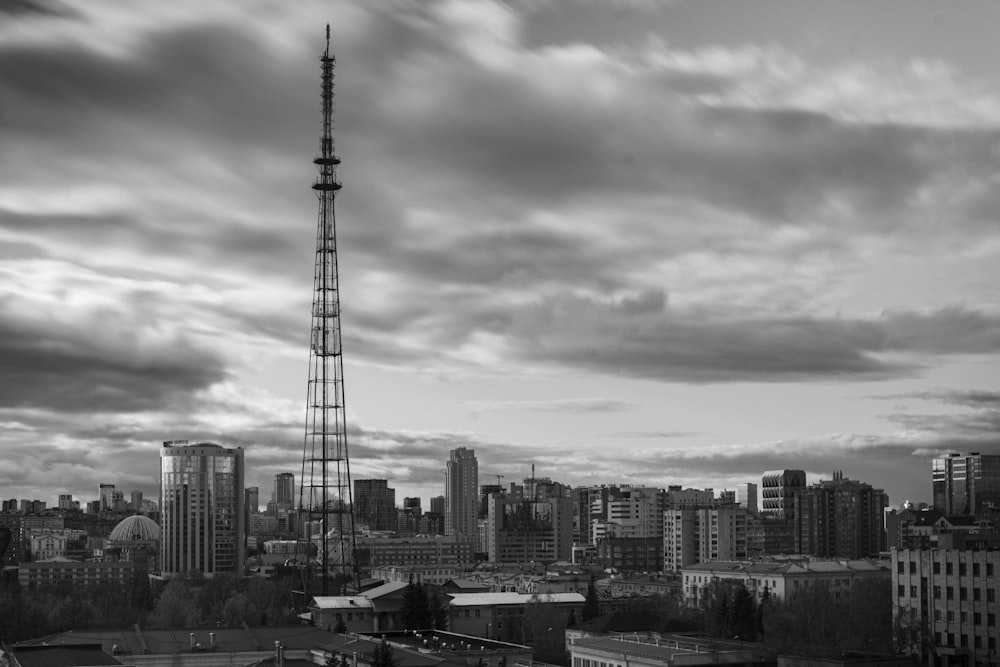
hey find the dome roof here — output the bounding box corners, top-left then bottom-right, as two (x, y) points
(109, 515), (160, 542)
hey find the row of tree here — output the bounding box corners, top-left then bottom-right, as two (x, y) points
(0, 571), (300, 643)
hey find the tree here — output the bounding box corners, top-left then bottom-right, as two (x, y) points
(582, 576), (600, 621)
(334, 615), (347, 634)
(372, 639), (398, 667)
(400, 578), (434, 629)
(729, 584), (757, 640)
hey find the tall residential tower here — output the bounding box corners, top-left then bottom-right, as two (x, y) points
(445, 447), (479, 539)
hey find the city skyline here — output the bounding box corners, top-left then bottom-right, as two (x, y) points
(2, 0), (1000, 508)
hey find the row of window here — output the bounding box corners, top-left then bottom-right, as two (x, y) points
(933, 609), (997, 625)
(574, 658), (618, 667)
(898, 560), (996, 576)
(935, 632), (997, 650)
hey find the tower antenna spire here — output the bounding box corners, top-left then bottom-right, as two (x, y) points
(298, 27), (359, 597)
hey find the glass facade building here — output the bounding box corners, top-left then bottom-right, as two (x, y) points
(160, 441), (245, 577)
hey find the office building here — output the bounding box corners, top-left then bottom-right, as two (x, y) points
(445, 447), (478, 539)
(99, 484), (116, 511)
(761, 470), (806, 518)
(354, 479), (397, 532)
(793, 471), (887, 559)
(274, 472), (295, 508)
(57, 494), (74, 510)
(430, 495), (445, 515)
(160, 441), (245, 578)
(933, 452), (1000, 515)
(130, 490), (143, 512)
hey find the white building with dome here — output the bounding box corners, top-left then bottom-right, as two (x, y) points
(106, 514), (160, 572)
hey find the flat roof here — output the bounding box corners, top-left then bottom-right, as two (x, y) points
(448, 592), (584, 606)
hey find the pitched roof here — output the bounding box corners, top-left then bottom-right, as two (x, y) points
(311, 596), (375, 610)
(448, 592), (584, 606)
(362, 580), (409, 599)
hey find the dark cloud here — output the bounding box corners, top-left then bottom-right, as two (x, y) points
(0, 302), (227, 412)
(0, 0), (75, 17)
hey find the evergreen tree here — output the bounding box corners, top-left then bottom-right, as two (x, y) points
(372, 639), (398, 667)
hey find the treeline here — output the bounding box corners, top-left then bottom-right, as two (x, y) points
(676, 578), (894, 657)
(0, 572), (300, 644)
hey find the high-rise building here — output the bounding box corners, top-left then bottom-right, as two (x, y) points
(487, 478), (574, 563)
(274, 473), (295, 508)
(245, 487), (259, 513)
(664, 503), (748, 572)
(430, 496), (445, 515)
(57, 494), (74, 510)
(932, 452), (1000, 515)
(354, 479), (397, 532)
(445, 447), (479, 538)
(159, 441), (245, 578)
(735, 483), (758, 514)
(130, 490), (143, 512)
(99, 484), (115, 511)
(761, 470), (806, 518)
(793, 471), (887, 559)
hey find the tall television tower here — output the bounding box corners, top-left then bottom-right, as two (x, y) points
(299, 24), (360, 595)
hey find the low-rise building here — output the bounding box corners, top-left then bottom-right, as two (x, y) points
(448, 591), (584, 641)
(18, 558), (137, 589)
(308, 596), (376, 633)
(681, 558), (889, 605)
(569, 633), (768, 667)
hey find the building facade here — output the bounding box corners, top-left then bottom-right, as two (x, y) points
(160, 441), (246, 577)
(664, 504), (748, 572)
(487, 481), (574, 564)
(933, 453), (1000, 516)
(793, 472), (888, 559)
(445, 447), (479, 539)
(761, 470), (806, 518)
(354, 479), (397, 532)
(893, 547), (1000, 666)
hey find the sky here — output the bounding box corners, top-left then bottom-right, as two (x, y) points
(2, 0), (999, 512)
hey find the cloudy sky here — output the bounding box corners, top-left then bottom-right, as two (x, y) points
(2, 0), (999, 512)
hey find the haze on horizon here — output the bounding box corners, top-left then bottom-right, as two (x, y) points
(1, 0), (999, 510)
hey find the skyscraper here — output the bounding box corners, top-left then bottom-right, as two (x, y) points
(160, 441), (245, 578)
(735, 482), (758, 514)
(445, 447), (478, 538)
(274, 473), (295, 509)
(99, 483), (115, 511)
(932, 452), (1000, 515)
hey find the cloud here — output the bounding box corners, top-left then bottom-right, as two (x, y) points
(465, 398), (632, 413)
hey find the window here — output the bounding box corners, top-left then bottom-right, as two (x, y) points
(475, 610), (480, 618)
(988, 563), (995, 577)
(934, 586), (941, 599)
(974, 612), (981, 625)
(974, 588), (981, 601)
(988, 589), (996, 603)
(898, 585), (906, 597)
(910, 561), (917, 573)
(973, 563), (980, 576)
(911, 585), (917, 597)
(989, 613), (996, 625)
(961, 587), (968, 600)
(948, 611), (954, 622)
(898, 561), (905, 574)
(933, 562), (941, 574)
(934, 610), (941, 621)
(947, 562), (953, 575)
(947, 586), (954, 600)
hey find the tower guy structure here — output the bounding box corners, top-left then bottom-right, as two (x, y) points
(299, 25), (360, 595)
